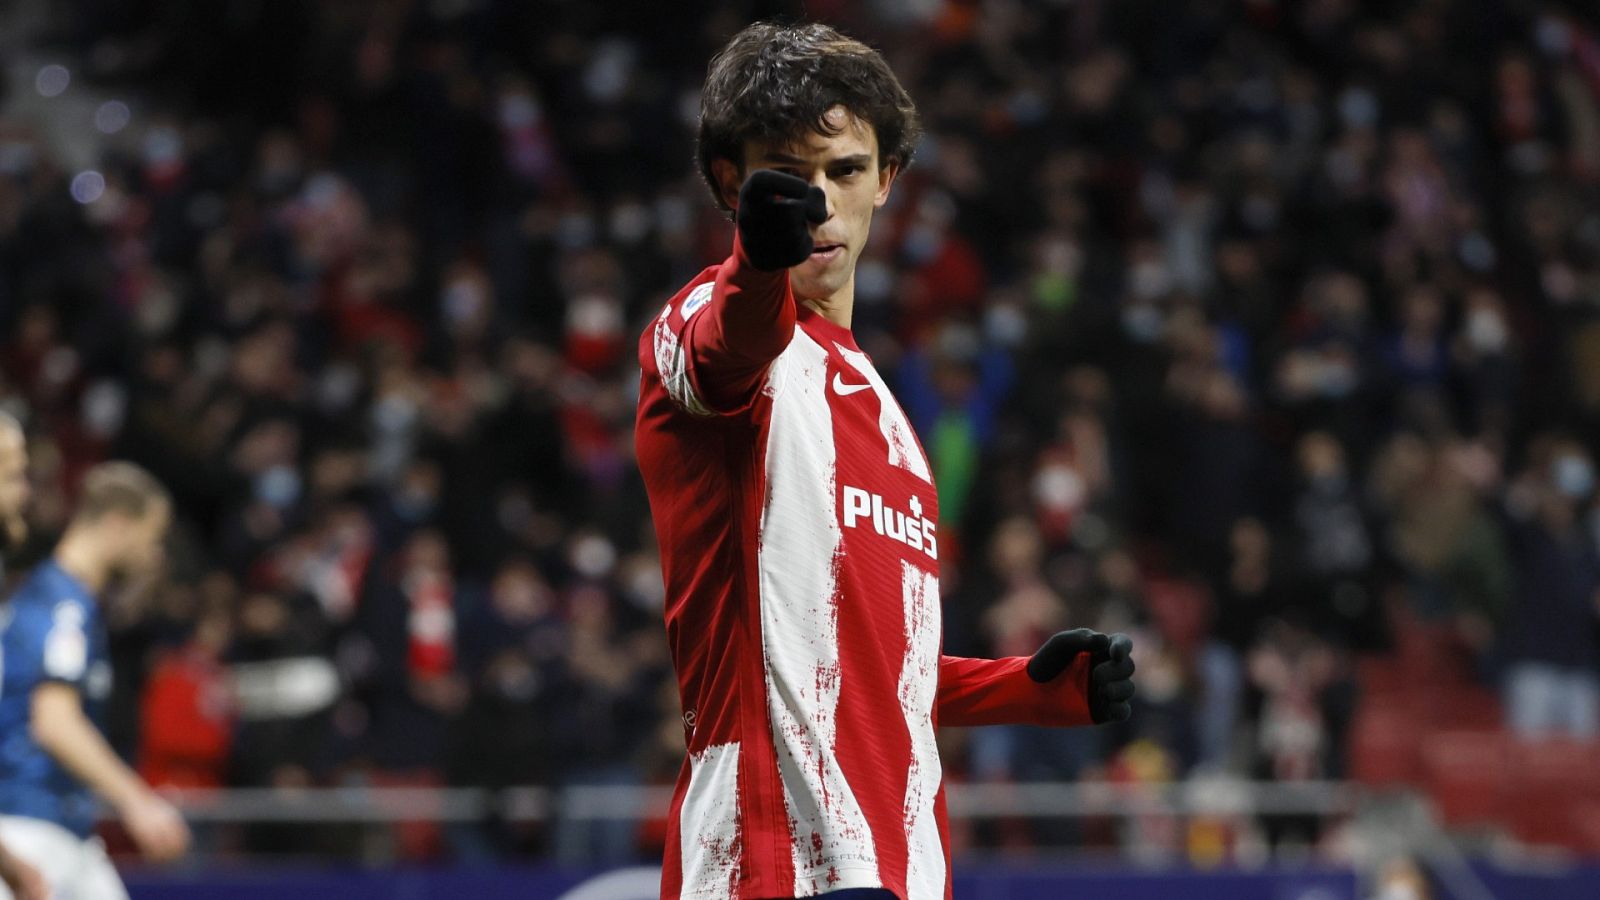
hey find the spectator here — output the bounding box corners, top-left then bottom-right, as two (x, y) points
(138, 603), (235, 789)
(1, 0), (1599, 865)
(1500, 435), (1600, 739)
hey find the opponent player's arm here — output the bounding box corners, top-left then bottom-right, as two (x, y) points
(684, 170), (827, 412)
(937, 630), (1135, 728)
(30, 682), (190, 861)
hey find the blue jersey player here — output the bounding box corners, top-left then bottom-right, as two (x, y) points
(0, 413), (46, 900)
(0, 462), (188, 899)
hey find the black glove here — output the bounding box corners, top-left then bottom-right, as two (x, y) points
(736, 169), (828, 271)
(1026, 628), (1136, 724)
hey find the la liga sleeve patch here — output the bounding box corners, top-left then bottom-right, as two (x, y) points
(42, 602), (88, 682)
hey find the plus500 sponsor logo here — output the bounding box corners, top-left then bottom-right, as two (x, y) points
(842, 486), (937, 560)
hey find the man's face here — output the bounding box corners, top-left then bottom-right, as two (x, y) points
(720, 106), (900, 303)
(0, 428), (30, 548)
(111, 501), (171, 580)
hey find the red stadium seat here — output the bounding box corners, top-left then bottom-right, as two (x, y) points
(1505, 739), (1600, 852)
(1349, 699), (1422, 787)
(1572, 804), (1600, 856)
(1356, 656), (1407, 697)
(1422, 686), (1503, 731)
(1419, 729), (1508, 826)
(1388, 615), (1474, 689)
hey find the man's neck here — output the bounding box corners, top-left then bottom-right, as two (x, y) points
(798, 278), (855, 329)
(54, 528), (107, 594)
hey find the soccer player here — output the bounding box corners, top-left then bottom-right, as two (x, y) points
(635, 22), (1136, 900)
(0, 413), (47, 900)
(0, 461), (191, 900)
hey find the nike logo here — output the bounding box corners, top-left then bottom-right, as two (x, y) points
(833, 372), (871, 396)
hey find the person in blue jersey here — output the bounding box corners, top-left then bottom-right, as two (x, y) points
(0, 461), (189, 900)
(0, 414), (47, 900)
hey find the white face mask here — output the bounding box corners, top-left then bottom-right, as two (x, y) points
(609, 202), (652, 244)
(255, 464), (302, 510)
(1039, 236), (1083, 277)
(1554, 454), (1595, 499)
(985, 304), (1028, 347)
(443, 277), (490, 334)
(1033, 463), (1086, 513)
(498, 92), (541, 130)
(626, 566), (666, 612)
(556, 211), (597, 249)
(81, 379), (127, 439)
(1338, 86), (1379, 129)
(569, 533), (617, 579)
(1121, 303), (1164, 343)
(1465, 307), (1508, 354)
(855, 259), (894, 305)
(566, 294), (622, 338)
(1129, 259), (1172, 302)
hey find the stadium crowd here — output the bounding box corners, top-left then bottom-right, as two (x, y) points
(1, 0), (1599, 866)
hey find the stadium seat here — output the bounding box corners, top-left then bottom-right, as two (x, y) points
(1356, 656), (1407, 697)
(1349, 699), (1421, 787)
(1418, 729), (1508, 826)
(1387, 613), (1474, 689)
(1422, 686), (1502, 731)
(1504, 738), (1600, 852)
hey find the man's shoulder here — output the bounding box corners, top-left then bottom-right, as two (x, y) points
(652, 264), (724, 335)
(1, 588), (65, 656)
(13, 564), (90, 609)
(6, 573), (54, 619)
(638, 263), (728, 401)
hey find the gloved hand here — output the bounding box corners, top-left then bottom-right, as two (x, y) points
(1026, 628), (1136, 724)
(736, 169), (828, 271)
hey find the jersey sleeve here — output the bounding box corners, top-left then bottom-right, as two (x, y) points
(32, 601), (92, 690)
(935, 653), (1094, 728)
(650, 232), (795, 416)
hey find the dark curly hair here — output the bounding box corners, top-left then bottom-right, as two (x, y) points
(697, 22), (921, 211)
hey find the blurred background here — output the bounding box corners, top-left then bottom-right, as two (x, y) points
(1, 0), (1599, 897)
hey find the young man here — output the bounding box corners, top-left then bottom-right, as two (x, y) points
(635, 22), (1135, 900)
(0, 461), (191, 900)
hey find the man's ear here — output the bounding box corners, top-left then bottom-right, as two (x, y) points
(711, 158), (743, 212)
(874, 159), (901, 209)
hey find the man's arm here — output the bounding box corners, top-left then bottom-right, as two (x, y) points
(31, 682), (191, 861)
(937, 654), (1094, 727)
(678, 170), (827, 413)
(937, 630), (1136, 728)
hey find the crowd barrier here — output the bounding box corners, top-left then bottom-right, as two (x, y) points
(122, 862), (1359, 900)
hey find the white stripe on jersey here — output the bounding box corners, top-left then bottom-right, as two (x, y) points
(896, 561), (945, 898)
(680, 741), (742, 898)
(835, 344), (931, 483)
(759, 331), (881, 894)
(655, 286), (715, 416)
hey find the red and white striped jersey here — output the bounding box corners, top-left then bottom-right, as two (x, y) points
(636, 237), (1095, 900)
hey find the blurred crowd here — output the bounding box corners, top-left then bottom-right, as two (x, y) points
(2, 0), (1600, 867)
